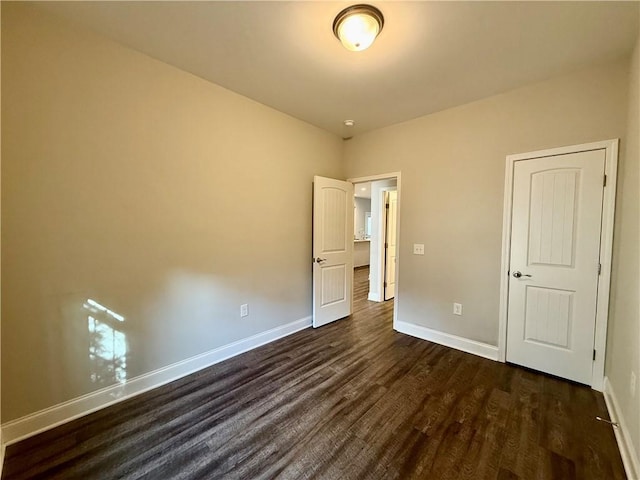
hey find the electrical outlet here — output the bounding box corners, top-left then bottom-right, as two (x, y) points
(453, 303), (463, 316)
(631, 371), (636, 397)
(240, 304), (248, 317)
(413, 244), (425, 255)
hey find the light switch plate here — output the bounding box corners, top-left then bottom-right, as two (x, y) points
(413, 244), (425, 255)
(453, 303), (463, 315)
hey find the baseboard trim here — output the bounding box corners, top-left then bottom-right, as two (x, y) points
(603, 377), (640, 480)
(0, 427), (5, 478)
(368, 292), (381, 302)
(394, 320), (499, 361)
(2, 316), (312, 446)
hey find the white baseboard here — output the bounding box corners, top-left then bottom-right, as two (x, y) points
(394, 320), (499, 361)
(368, 292), (381, 302)
(0, 427), (5, 478)
(2, 316), (312, 446)
(603, 377), (640, 480)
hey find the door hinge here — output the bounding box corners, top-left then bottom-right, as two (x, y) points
(598, 263), (602, 275)
(384, 281), (387, 287)
(593, 349), (596, 361)
(385, 203), (389, 209)
(384, 242), (388, 249)
(603, 174), (607, 187)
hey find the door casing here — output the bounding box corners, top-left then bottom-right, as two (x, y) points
(384, 190), (398, 301)
(498, 140), (619, 391)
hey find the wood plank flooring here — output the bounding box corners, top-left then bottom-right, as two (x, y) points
(2, 266), (625, 479)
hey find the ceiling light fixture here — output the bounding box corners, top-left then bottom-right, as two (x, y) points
(333, 4), (384, 52)
(344, 119), (355, 127)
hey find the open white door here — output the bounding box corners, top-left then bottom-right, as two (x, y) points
(384, 190), (398, 300)
(506, 149), (605, 384)
(313, 176), (354, 328)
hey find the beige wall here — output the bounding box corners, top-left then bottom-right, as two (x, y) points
(345, 60), (629, 346)
(1, 4), (343, 422)
(606, 32), (640, 463)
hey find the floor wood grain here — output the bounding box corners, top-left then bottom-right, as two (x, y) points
(2, 266), (626, 479)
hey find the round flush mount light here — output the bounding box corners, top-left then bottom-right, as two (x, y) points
(333, 4), (384, 52)
(344, 119), (355, 127)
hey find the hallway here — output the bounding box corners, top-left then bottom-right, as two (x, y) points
(352, 265), (394, 317)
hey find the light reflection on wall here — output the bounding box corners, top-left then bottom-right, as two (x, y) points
(84, 298), (128, 386)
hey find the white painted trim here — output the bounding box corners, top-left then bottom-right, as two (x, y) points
(0, 427), (5, 478)
(395, 320), (499, 361)
(592, 140), (618, 391)
(347, 172), (402, 184)
(603, 377), (640, 480)
(497, 146), (515, 363)
(498, 140), (618, 390)
(367, 292), (381, 302)
(393, 172), (401, 333)
(2, 316), (312, 446)
(370, 184), (397, 303)
(348, 172), (402, 332)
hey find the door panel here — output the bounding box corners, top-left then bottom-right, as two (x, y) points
(321, 188), (348, 251)
(528, 170), (578, 266)
(506, 149), (605, 385)
(524, 286), (573, 348)
(321, 265), (347, 306)
(313, 176), (353, 328)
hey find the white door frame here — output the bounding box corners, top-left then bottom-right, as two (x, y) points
(498, 140), (618, 391)
(373, 184), (396, 301)
(383, 190), (398, 301)
(348, 172), (402, 327)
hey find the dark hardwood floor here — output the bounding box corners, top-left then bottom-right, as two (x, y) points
(2, 266), (625, 479)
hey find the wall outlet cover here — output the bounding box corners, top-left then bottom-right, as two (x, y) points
(240, 304), (248, 317)
(453, 303), (463, 316)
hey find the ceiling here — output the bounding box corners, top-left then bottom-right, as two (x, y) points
(354, 182), (371, 199)
(33, 1), (639, 138)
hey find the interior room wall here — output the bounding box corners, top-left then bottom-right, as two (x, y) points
(353, 197), (371, 268)
(344, 59), (629, 346)
(1, 3), (343, 423)
(606, 31), (640, 470)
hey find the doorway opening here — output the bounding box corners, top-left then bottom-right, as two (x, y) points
(350, 173), (401, 328)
